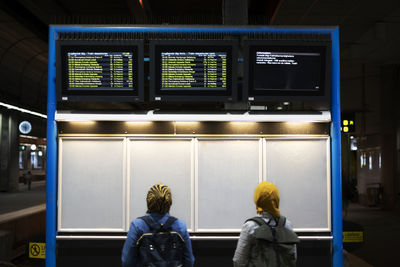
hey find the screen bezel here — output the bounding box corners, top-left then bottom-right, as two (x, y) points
(150, 40), (238, 102)
(56, 40), (144, 102)
(244, 40), (331, 102)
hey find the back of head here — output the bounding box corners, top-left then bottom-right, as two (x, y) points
(254, 181), (281, 217)
(146, 183), (172, 214)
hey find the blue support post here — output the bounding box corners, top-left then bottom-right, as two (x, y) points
(330, 27), (343, 267)
(46, 26), (57, 267)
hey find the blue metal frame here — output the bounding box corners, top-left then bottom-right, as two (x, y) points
(46, 26), (57, 267)
(47, 25), (342, 267)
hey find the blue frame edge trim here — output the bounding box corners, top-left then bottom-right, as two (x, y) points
(46, 26), (57, 267)
(46, 25), (342, 267)
(330, 27), (343, 267)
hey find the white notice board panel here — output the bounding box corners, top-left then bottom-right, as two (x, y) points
(197, 139), (261, 232)
(58, 138), (126, 232)
(128, 139), (193, 230)
(265, 138), (330, 231)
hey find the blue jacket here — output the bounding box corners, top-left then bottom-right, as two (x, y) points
(121, 213), (195, 267)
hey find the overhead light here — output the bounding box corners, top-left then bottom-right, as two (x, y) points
(31, 144), (37, 151)
(0, 102), (47, 119)
(67, 121), (96, 125)
(55, 111), (332, 123)
(125, 121), (153, 125)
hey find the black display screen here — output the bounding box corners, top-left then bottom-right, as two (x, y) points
(57, 40), (143, 102)
(150, 41), (237, 102)
(67, 51), (134, 91)
(160, 51), (227, 91)
(245, 41), (331, 102)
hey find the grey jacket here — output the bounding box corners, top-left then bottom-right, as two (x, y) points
(233, 212), (297, 267)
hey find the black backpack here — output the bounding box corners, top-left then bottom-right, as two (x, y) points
(246, 216), (299, 267)
(136, 216), (185, 267)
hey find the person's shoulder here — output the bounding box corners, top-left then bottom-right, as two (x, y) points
(241, 217), (261, 233)
(280, 216), (294, 231)
(170, 216), (186, 226)
(169, 216), (188, 231)
(131, 216), (150, 230)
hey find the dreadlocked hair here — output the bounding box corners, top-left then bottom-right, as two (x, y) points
(146, 183), (172, 214)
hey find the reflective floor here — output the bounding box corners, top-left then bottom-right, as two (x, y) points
(345, 203), (400, 267)
(0, 181), (46, 215)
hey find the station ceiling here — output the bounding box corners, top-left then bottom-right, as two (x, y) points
(1, 0), (400, 115)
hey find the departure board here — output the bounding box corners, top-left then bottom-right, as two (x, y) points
(150, 40), (238, 102)
(67, 52), (133, 90)
(252, 50), (321, 91)
(244, 40), (330, 102)
(160, 52), (227, 90)
(57, 40), (144, 102)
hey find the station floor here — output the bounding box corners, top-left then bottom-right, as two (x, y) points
(1, 184), (399, 267)
(345, 203), (400, 267)
(0, 181), (46, 215)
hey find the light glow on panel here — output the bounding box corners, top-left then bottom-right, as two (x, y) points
(379, 153), (382, 169)
(360, 153), (367, 168)
(125, 121), (153, 126)
(175, 121), (201, 126)
(67, 121), (96, 125)
(228, 121), (258, 126)
(369, 154), (373, 170)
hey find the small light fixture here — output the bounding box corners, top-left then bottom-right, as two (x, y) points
(30, 144), (37, 151)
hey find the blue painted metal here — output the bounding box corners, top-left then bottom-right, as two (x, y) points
(48, 25), (342, 267)
(46, 26), (57, 267)
(51, 25), (336, 35)
(330, 27), (343, 267)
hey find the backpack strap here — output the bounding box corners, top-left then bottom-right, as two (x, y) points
(277, 216), (286, 227)
(139, 215), (178, 232)
(247, 216), (287, 227)
(246, 216), (270, 227)
(139, 216), (160, 232)
(160, 216), (177, 231)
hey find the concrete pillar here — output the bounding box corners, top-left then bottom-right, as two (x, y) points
(223, 0), (248, 25)
(380, 65), (399, 209)
(0, 110), (20, 192)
